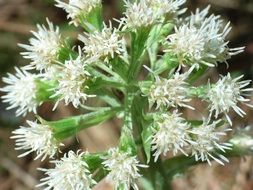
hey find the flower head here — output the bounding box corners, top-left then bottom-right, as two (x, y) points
(55, 0), (101, 26)
(0, 67), (39, 116)
(206, 74), (253, 125)
(189, 120), (232, 165)
(152, 111), (190, 161)
(165, 10), (244, 67)
(79, 23), (125, 63)
(166, 24), (206, 65)
(11, 120), (61, 161)
(19, 19), (61, 71)
(148, 71), (193, 109)
(38, 150), (96, 190)
(120, 0), (158, 30)
(102, 148), (147, 190)
(52, 51), (94, 109)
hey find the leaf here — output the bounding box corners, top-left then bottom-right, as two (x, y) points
(35, 79), (56, 102)
(141, 122), (153, 163)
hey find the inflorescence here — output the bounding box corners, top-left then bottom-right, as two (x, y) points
(1, 0), (252, 190)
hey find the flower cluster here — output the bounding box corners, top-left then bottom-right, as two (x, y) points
(52, 50), (95, 109)
(1, 1), (252, 190)
(0, 67), (40, 116)
(38, 151), (96, 190)
(151, 111), (190, 161)
(19, 19), (62, 71)
(79, 23), (126, 63)
(165, 7), (244, 67)
(120, 0), (186, 30)
(205, 74), (253, 125)
(11, 120), (62, 161)
(102, 148), (147, 190)
(147, 70), (193, 109)
(151, 112), (232, 165)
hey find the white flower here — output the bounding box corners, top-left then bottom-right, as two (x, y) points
(165, 24), (206, 65)
(38, 150), (96, 190)
(102, 148), (147, 190)
(120, 0), (158, 29)
(189, 120), (232, 165)
(19, 19), (61, 71)
(55, 0), (101, 26)
(151, 111), (190, 161)
(147, 0), (186, 17)
(0, 67), (39, 116)
(148, 71), (193, 109)
(206, 74), (253, 125)
(165, 11), (244, 67)
(52, 51), (95, 109)
(79, 23), (125, 63)
(11, 120), (61, 161)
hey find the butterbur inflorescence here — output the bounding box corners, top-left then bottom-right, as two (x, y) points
(0, 67), (40, 116)
(1, 0), (253, 189)
(19, 19), (62, 71)
(11, 120), (62, 161)
(38, 151), (96, 190)
(102, 148), (148, 190)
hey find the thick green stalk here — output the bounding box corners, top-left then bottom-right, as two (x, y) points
(48, 107), (122, 140)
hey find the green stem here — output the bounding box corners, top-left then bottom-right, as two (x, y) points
(48, 107), (122, 140)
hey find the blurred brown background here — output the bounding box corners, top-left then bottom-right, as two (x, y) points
(0, 0), (253, 189)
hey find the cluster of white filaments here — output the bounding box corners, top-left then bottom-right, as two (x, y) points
(19, 19), (61, 71)
(11, 120), (61, 161)
(152, 111), (190, 161)
(2, 1), (253, 189)
(79, 23), (125, 63)
(121, 0), (158, 29)
(151, 115), (232, 165)
(38, 151), (96, 190)
(0, 67), (39, 116)
(102, 148), (147, 190)
(206, 74), (253, 125)
(148, 72), (193, 109)
(147, 0), (186, 17)
(189, 120), (232, 165)
(55, 0), (101, 26)
(165, 6), (244, 67)
(121, 0), (186, 29)
(52, 51), (95, 109)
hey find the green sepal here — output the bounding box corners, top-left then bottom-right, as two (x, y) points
(83, 153), (105, 172)
(79, 5), (103, 32)
(57, 38), (78, 62)
(119, 122), (137, 156)
(141, 121), (153, 163)
(35, 79), (57, 102)
(48, 107), (122, 140)
(128, 27), (152, 81)
(153, 53), (179, 75)
(139, 81), (153, 95)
